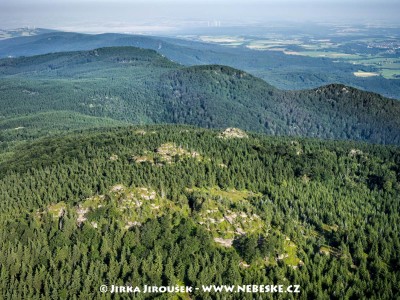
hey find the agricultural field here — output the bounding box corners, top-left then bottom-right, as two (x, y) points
(0, 28), (52, 40)
(182, 24), (400, 80)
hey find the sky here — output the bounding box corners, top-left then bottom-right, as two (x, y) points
(1, 0), (399, 34)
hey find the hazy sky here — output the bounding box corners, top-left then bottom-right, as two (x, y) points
(1, 0), (399, 33)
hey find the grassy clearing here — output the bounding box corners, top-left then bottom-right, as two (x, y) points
(319, 245), (341, 258)
(188, 186), (264, 239)
(45, 185), (265, 237)
(282, 239), (301, 266)
(321, 223), (339, 233)
(81, 195), (105, 210)
(47, 202), (66, 218)
(133, 142), (202, 165)
(107, 185), (187, 227)
(40, 185), (189, 229)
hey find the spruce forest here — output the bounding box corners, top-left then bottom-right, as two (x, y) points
(0, 29), (399, 299)
(0, 125), (399, 299)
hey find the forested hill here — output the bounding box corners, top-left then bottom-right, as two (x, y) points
(0, 46), (399, 146)
(1, 31), (399, 99)
(0, 125), (399, 299)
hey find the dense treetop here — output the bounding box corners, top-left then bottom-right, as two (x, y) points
(0, 125), (399, 299)
(0, 47), (399, 147)
(1, 45), (399, 299)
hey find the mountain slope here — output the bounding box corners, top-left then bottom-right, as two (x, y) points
(0, 46), (399, 146)
(0, 31), (398, 99)
(157, 65), (400, 143)
(0, 111), (129, 148)
(0, 125), (399, 299)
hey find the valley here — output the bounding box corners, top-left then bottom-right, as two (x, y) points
(182, 24), (400, 80)
(0, 46), (399, 154)
(0, 25), (399, 99)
